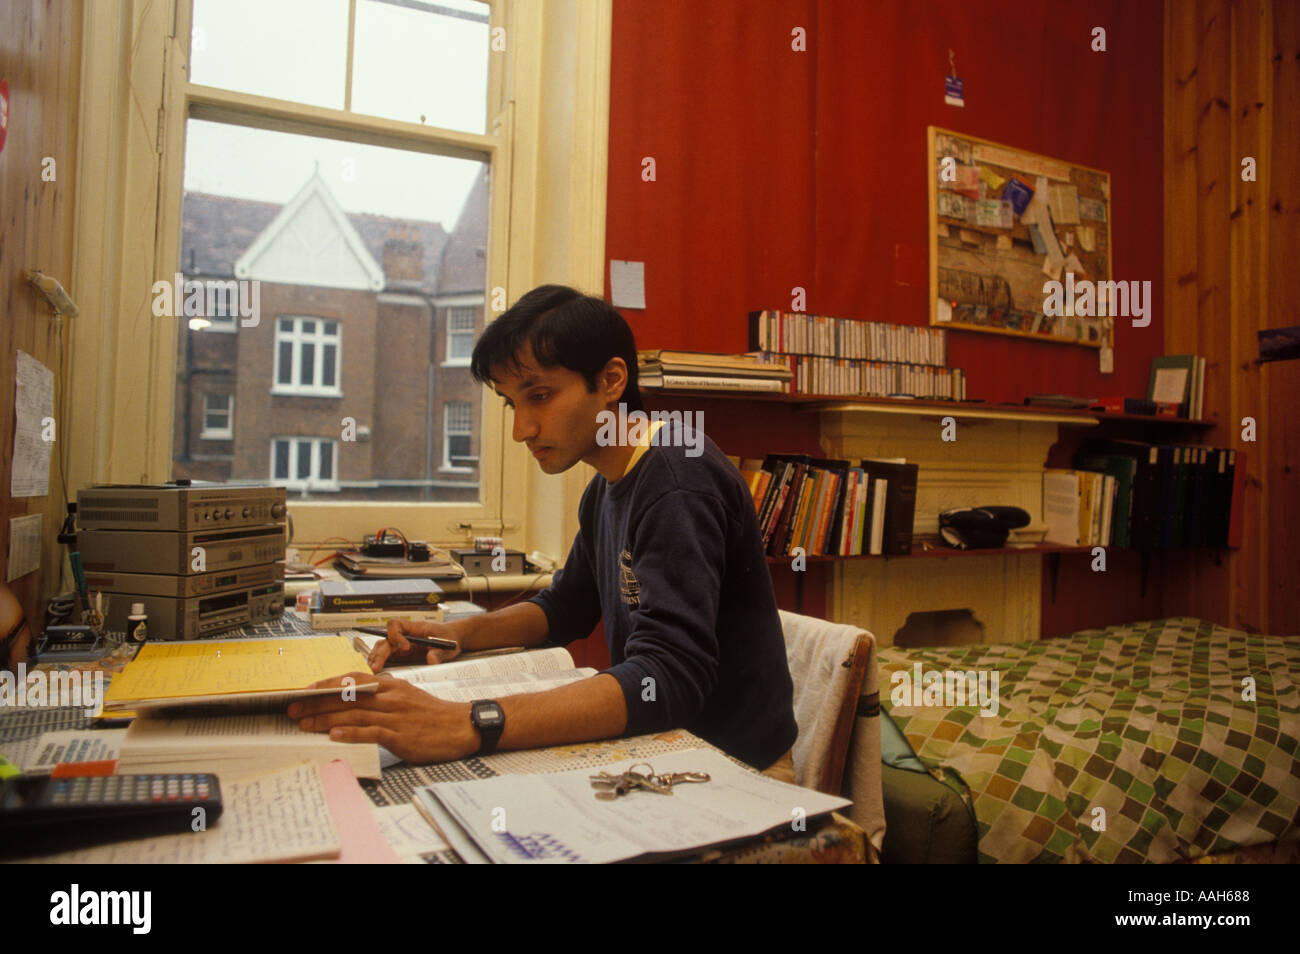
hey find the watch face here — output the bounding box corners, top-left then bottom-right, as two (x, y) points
(473, 701), (504, 727)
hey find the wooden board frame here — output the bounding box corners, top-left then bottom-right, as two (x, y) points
(927, 126), (1115, 349)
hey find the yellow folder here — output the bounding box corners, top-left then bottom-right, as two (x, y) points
(103, 637), (374, 713)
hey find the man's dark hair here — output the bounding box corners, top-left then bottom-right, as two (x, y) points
(470, 285), (643, 412)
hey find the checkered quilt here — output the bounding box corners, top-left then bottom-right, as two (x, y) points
(879, 618), (1300, 863)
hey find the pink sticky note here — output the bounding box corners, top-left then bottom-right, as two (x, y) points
(319, 759), (401, 864)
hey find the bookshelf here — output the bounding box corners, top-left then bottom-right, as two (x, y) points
(645, 387), (1217, 428)
(643, 386), (1229, 646)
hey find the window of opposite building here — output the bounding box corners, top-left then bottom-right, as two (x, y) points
(445, 307), (477, 366)
(201, 394), (233, 439)
(443, 401), (474, 471)
(273, 318), (343, 397)
(271, 437), (340, 492)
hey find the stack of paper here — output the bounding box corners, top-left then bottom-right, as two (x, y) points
(20, 763), (343, 864)
(117, 709), (381, 781)
(414, 747), (850, 864)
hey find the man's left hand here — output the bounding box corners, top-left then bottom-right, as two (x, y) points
(287, 673), (477, 764)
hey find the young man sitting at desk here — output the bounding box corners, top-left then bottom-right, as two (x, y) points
(289, 285), (798, 779)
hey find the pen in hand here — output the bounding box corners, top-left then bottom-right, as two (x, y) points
(356, 626), (458, 651)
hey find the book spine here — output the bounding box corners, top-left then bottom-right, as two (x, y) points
(321, 593), (441, 612)
(1226, 449), (1245, 548)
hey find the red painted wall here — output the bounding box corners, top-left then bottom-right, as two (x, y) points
(606, 0), (1164, 404)
(607, 0), (1166, 629)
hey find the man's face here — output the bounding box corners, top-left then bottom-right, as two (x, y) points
(491, 344), (620, 475)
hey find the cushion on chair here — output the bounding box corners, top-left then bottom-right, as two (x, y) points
(778, 610), (885, 854)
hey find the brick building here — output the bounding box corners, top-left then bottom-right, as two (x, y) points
(172, 167), (488, 502)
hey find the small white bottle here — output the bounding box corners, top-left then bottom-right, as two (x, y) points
(126, 602), (149, 643)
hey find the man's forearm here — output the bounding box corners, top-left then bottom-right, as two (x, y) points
(490, 673), (628, 753)
(448, 601), (550, 652)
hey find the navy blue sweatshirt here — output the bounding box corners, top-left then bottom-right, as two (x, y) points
(530, 422), (797, 770)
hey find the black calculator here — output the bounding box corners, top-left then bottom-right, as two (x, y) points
(0, 772), (223, 857)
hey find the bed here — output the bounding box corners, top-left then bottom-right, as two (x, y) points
(877, 617), (1300, 863)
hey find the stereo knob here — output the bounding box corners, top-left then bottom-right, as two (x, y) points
(242, 508), (250, 518)
(224, 509), (234, 519)
(271, 503), (286, 518)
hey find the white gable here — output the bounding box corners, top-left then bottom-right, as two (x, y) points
(234, 172), (385, 291)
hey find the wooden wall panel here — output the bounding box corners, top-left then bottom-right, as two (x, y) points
(1163, 0), (1299, 634)
(0, 1), (83, 636)
(1265, 1), (1300, 632)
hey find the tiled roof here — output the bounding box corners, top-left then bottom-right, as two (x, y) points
(181, 181), (483, 295)
(436, 166), (489, 296)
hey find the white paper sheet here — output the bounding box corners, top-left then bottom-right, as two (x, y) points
(1152, 368), (1189, 403)
(6, 512), (41, 581)
(609, 260), (646, 309)
(7, 728), (126, 773)
(418, 747), (850, 864)
(370, 803), (451, 862)
(22, 762), (341, 863)
(11, 351), (54, 497)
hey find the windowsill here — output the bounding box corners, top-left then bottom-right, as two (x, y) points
(270, 387), (344, 399)
(441, 359), (472, 368)
(200, 430), (233, 440)
(196, 323), (238, 334)
(439, 466), (475, 475)
(270, 482), (341, 493)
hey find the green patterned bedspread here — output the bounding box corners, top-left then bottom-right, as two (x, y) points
(879, 618), (1300, 863)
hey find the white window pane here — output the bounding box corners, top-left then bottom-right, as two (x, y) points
(300, 341), (316, 384)
(274, 441), (290, 479)
(190, 0), (349, 110)
(351, 0), (489, 134)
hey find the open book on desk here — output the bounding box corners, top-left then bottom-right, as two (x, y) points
(382, 645), (598, 702)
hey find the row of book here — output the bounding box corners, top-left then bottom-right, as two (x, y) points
(1043, 440), (1244, 549)
(737, 455), (919, 557)
(311, 577), (445, 630)
(752, 353), (968, 400)
(748, 310), (949, 367)
(637, 349), (793, 393)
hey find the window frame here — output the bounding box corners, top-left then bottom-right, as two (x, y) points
(442, 400), (475, 472)
(444, 305), (477, 367)
(200, 393), (234, 439)
(270, 436), (340, 493)
(271, 316), (344, 397)
(118, 0), (613, 558)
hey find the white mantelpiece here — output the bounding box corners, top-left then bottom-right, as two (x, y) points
(814, 404), (1095, 646)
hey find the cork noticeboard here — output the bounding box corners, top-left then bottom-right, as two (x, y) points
(927, 127), (1114, 349)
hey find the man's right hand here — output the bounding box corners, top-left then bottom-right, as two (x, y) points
(367, 619), (462, 673)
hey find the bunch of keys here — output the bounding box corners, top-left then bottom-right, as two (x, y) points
(589, 762), (710, 800)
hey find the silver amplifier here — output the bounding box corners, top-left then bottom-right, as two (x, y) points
(78, 525), (286, 575)
(77, 483), (287, 531)
(102, 581), (285, 640)
(84, 562), (284, 598)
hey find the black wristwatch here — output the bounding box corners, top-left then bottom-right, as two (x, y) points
(470, 699), (505, 755)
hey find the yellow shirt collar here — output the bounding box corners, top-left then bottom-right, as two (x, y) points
(616, 418), (665, 480)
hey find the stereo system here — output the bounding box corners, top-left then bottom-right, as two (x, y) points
(76, 482), (287, 639)
(76, 484), (287, 531)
